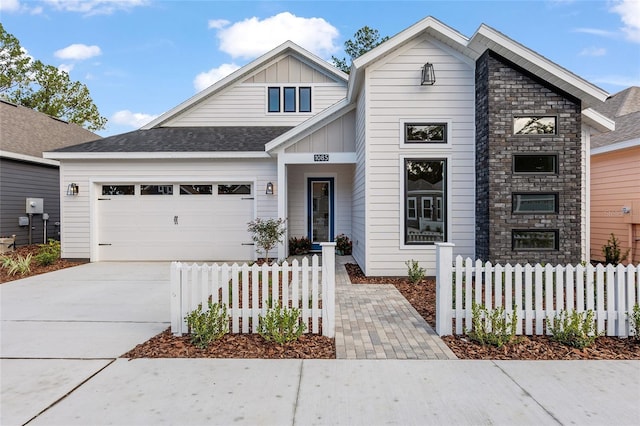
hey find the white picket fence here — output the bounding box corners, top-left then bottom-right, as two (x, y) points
(170, 243), (336, 338)
(435, 243), (640, 337)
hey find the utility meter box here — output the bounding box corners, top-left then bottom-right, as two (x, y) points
(26, 198), (44, 214)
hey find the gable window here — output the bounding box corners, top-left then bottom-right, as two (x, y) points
(283, 87), (296, 112)
(268, 87), (280, 112)
(404, 159), (446, 245)
(513, 193), (558, 214)
(513, 154), (557, 174)
(405, 123), (447, 143)
(299, 87), (311, 112)
(514, 116), (557, 135)
(512, 230), (558, 250)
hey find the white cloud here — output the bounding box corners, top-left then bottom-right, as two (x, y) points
(0, 0), (20, 12)
(43, 0), (150, 16)
(54, 44), (102, 60)
(593, 75), (640, 88)
(579, 47), (606, 57)
(111, 110), (158, 128)
(214, 12), (339, 60)
(194, 63), (241, 92)
(611, 0), (640, 42)
(58, 63), (74, 73)
(572, 28), (617, 38)
(208, 19), (230, 30)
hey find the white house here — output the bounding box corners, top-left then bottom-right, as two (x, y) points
(46, 16), (613, 276)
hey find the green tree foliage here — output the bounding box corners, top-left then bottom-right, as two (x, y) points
(0, 23), (107, 131)
(331, 26), (390, 73)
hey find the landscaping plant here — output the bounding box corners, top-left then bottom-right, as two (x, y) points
(185, 301), (229, 349)
(335, 233), (352, 255)
(247, 217), (286, 264)
(258, 302), (306, 344)
(629, 304), (640, 341)
(405, 259), (426, 284)
(602, 233), (629, 265)
(548, 309), (601, 349)
(467, 303), (518, 348)
(1, 253), (32, 276)
(288, 236), (311, 255)
(34, 239), (61, 266)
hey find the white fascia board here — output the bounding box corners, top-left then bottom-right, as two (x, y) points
(2, 150), (59, 166)
(143, 41), (347, 129)
(582, 108), (615, 133)
(470, 25), (609, 105)
(265, 99), (353, 153)
(43, 151), (271, 160)
(591, 138), (640, 156)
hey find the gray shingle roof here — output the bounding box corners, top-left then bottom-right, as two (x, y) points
(53, 126), (294, 152)
(0, 100), (100, 158)
(591, 86), (640, 149)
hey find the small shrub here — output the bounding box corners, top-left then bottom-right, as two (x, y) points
(247, 217), (286, 264)
(1, 253), (32, 276)
(288, 236), (311, 255)
(185, 301), (229, 349)
(467, 303), (518, 348)
(549, 309), (601, 349)
(335, 234), (352, 255)
(34, 239), (61, 266)
(258, 302), (306, 344)
(405, 259), (425, 284)
(629, 304), (640, 341)
(602, 233), (629, 265)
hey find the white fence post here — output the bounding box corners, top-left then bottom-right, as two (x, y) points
(435, 242), (455, 336)
(170, 262), (183, 336)
(321, 242), (336, 338)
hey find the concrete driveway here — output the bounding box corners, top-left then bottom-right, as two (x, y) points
(0, 262), (170, 425)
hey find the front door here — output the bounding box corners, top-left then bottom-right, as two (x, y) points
(307, 178), (334, 251)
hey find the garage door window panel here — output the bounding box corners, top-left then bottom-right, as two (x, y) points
(180, 184), (213, 195)
(218, 184), (251, 195)
(141, 185), (174, 195)
(102, 185), (135, 196)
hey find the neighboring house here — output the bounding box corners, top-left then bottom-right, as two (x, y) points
(590, 86), (640, 264)
(45, 17), (613, 275)
(0, 100), (100, 246)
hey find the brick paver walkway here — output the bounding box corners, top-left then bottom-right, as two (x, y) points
(334, 256), (457, 360)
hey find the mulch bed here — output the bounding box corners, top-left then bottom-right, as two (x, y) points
(0, 245), (84, 284)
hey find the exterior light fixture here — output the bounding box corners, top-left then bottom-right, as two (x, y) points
(265, 182), (274, 195)
(421, 63), (436, 85)
(66, 183), (79, 196)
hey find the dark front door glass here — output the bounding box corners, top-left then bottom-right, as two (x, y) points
(308, 178), (334, 250)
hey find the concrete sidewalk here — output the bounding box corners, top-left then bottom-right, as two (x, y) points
(2, 262), (639, 426)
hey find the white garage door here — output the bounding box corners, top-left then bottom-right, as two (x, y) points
(97, 183), (254, 261)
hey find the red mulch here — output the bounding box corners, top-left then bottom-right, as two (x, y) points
(0, 245), (84, 284)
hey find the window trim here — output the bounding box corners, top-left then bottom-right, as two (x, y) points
(512, 229), (559, 251)
(283, 87), (296, 112)
(299, 87), (312, 113)
(513, 154), (558, 174)
(512, 192), (559, 214)
(404, 122), (448, 144)
(513, 115), (558, 136)
(267, 87), (280, 113)
(407, 197), (417, 220)
(401, 157), (449, 248)
(400, 119), (452, 148)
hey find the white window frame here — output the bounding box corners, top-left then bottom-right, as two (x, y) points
(407, 197), (417, 220)
(421, 197), (433, 220)
(400, 118), (453, 148)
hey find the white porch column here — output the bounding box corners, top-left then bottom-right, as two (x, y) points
(435, 242), (455, 336)
(277, 155), (287, 261)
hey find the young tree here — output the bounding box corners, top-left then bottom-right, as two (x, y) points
(331, 26), (390, 74)
(247, 218), (287, 264)
(0, 24), (107, 131)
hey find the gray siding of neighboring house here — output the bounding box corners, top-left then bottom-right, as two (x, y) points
(475, 50), (582, 265)
(0, 158), (61, 247)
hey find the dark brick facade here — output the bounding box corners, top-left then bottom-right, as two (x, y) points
(475, 51), (583, 264)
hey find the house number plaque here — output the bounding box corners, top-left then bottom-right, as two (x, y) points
(314, 154), (329, 162)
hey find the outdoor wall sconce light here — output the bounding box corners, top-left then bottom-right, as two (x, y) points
(622, 206), (631, 214)
(66, 183), (79, 196)
(421, 63), (436, 85)
(265, 182), (274, 195)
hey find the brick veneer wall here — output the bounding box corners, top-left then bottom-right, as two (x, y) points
(475, 50), (582, 264)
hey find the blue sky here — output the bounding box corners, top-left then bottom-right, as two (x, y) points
(2, 0), (639, 137)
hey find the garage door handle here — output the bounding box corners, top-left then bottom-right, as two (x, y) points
(99, 243), (112, 246)
(174, 215), (178, 225)
(241, 243), (255, 246)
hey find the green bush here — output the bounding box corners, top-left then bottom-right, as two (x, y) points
(602, 233), (629, 265)
(629, 304), (640, 341)
(405, 259), (425, 284)
(185, 301), (229, 349)
(1, 253), (32, 276)
(258, 302), (306, 344)
(34, 239), (61, 266)
(549, 310), (601, 349)
(467, 303), (518, 348)
(335, 234), (352, 255)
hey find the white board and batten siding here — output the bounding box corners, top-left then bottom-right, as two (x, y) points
(164, 55), (347, 128)
(363, 36), (476, 276)
(59, 158), (278, 261)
